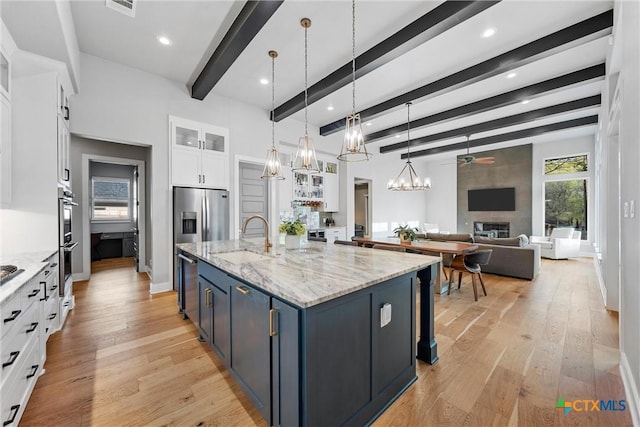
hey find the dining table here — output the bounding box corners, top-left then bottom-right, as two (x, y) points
(352, 237), (479, 294)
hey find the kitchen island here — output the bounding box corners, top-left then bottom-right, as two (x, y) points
(177, 239), (439, 427)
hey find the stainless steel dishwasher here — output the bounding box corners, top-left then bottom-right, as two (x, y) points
(177, 252), (198, 321)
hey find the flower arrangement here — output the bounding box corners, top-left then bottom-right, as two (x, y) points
(279, 220), (306, 236)
(393, 224), (418, 242)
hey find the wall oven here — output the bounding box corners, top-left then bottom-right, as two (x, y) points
(58, 188), (77, 296)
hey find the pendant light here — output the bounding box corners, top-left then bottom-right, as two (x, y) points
(292, 18), (320, 173)
(261, 50), (285, 180)
(387, 102), (431, 191)
(337, 0), (371, 162)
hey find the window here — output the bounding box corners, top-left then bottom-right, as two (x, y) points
(91, 177), (130, 221)
(543, 155), (588, 239)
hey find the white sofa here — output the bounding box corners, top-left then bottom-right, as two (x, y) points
(530, 228), (581, 259)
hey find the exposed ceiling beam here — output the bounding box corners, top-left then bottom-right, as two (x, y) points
(191, 1), (284, 100)
(401, 115), (599, 159)
(272, 0), (500, 122)
(321, 9), (613, 136)
(380, 95), (601, 153)
(370, 64), (605, 145)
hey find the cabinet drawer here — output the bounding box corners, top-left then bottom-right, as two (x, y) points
(0, 292), (21, 339)
(20, 275), (43, 311)
(0, 303), (38, 388)
(44, 293), (59, 337)
(0, 335), (39, 427)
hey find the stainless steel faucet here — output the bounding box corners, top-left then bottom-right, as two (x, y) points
(241, 215), (272, 252)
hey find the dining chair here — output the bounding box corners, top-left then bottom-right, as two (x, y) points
(334, 239), (358, 246)
(448, 249), (492, 301)
(372, 244), (406, 252)
(308, 236), (327, 242)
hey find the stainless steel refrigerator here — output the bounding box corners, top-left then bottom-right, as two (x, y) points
(173, 186), (229, 300)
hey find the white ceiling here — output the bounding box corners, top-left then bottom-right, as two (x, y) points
(2, 0), (613, 159)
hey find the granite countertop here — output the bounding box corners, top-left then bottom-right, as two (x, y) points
(0, 249), (59, 304)
(177, 238), (439, 308)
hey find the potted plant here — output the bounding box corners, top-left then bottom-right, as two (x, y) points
(393, 224), (418, 243)
(279, 220), (306, 249)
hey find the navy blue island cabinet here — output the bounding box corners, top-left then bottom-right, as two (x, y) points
(195, 259), (420, 427)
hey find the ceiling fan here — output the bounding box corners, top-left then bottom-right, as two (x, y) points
(457, 135), (495, 168)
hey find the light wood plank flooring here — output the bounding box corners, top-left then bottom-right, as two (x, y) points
(20, 256), (631, 426)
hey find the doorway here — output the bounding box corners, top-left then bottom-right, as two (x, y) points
(239, 162), (269, 238)
(81, 154), (146, 278)
(354, 178), (372, 237)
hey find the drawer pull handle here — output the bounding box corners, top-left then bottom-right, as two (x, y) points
(3, 404), (20, 426)
(49, 313), (57, 320)
(2, 351), (19, 368)
(40, 295), (49, 302)
(50, 285), (58, 291)
(26, 322), (38, 333)
(3, 310), (21, 323)
(269, 308), (278, 337)
(64, 302), (70, 307)
(235, 286), (250, 296)
(26, 364), (39, 379)
(205, 288), (213, 308)
(27, 288), (40, 298)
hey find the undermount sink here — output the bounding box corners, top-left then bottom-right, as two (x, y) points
(213, 250), (272, 264)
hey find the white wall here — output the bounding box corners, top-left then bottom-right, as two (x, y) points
(531, 135), (595, 248)
(344, 152), (431, 238)
(609, 0), (640, 423)
(422, 159), (457, 233)
(70, 53), (337, 291)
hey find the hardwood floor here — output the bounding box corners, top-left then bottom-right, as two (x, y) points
(20, 257), (630, 426)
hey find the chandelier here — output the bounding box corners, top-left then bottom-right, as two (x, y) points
(387, 102), (431, 191)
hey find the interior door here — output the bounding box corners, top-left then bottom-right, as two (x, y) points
(132, 166), (139, 271)
(239, 162), (268, 238)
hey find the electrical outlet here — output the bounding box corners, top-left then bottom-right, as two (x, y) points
(631, 200), (636, 218)
(623, 202), (629, 218)
(380, 303), (392, 328)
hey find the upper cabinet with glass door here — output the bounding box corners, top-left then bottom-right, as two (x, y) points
(170, 116), (229, 189)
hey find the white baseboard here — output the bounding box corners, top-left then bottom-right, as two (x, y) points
(592, 254), (607, 306)
(150, 280), (171, 294)
(73, 272), (90, 282)
(620, 351), (640, 426)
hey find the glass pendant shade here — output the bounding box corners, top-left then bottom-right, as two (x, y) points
(338, 113), (370, 162)
(292, 18), (320, 173)
(387, 102), (431, 191)
(261, 145), (284, 180)
(338, 0), (371, 162)
(261, 49), (285, 180)
(293, 135), (319, 172)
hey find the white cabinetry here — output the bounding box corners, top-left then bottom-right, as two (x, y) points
(170, 116), (229, 189)
(323, 160), (339, 212)
(0, 32), (14, 207)
(0, 273), (46, 426)
(325, 226), (347, 244)
(57, 78), (71, 188)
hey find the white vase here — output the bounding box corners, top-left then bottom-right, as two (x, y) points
(285, 234), (301, 250)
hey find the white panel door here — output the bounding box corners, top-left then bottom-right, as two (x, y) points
(172, 148), (201, 187)
(201, 152), (228, 189)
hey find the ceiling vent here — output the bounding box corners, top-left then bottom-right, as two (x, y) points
(105, 0), (136, 17)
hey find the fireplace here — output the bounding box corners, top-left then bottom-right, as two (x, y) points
(474, 222), (510, 238)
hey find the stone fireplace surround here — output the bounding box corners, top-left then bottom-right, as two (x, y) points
(457, 144), (532, 237)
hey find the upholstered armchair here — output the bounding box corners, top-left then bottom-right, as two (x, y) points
(530, 228), (581, 259)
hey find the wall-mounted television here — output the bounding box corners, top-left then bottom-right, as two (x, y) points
(468, 187), (516, 211)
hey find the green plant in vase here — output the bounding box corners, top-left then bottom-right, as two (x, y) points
(393, 224), (418, 242)
(279, 220), (306, 236)
(279, 220), (306, 249)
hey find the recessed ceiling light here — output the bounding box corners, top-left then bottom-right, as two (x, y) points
(157, 35), (172, 46)
(395, 134), (401, 138)
(327, 106), (334, 111)
(521, 99), (530, 104)
(482, 28), (496, 38)
(366, 122), (372, 126)
(259, 78), (269, 85)
(506, 72), (517, 79)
